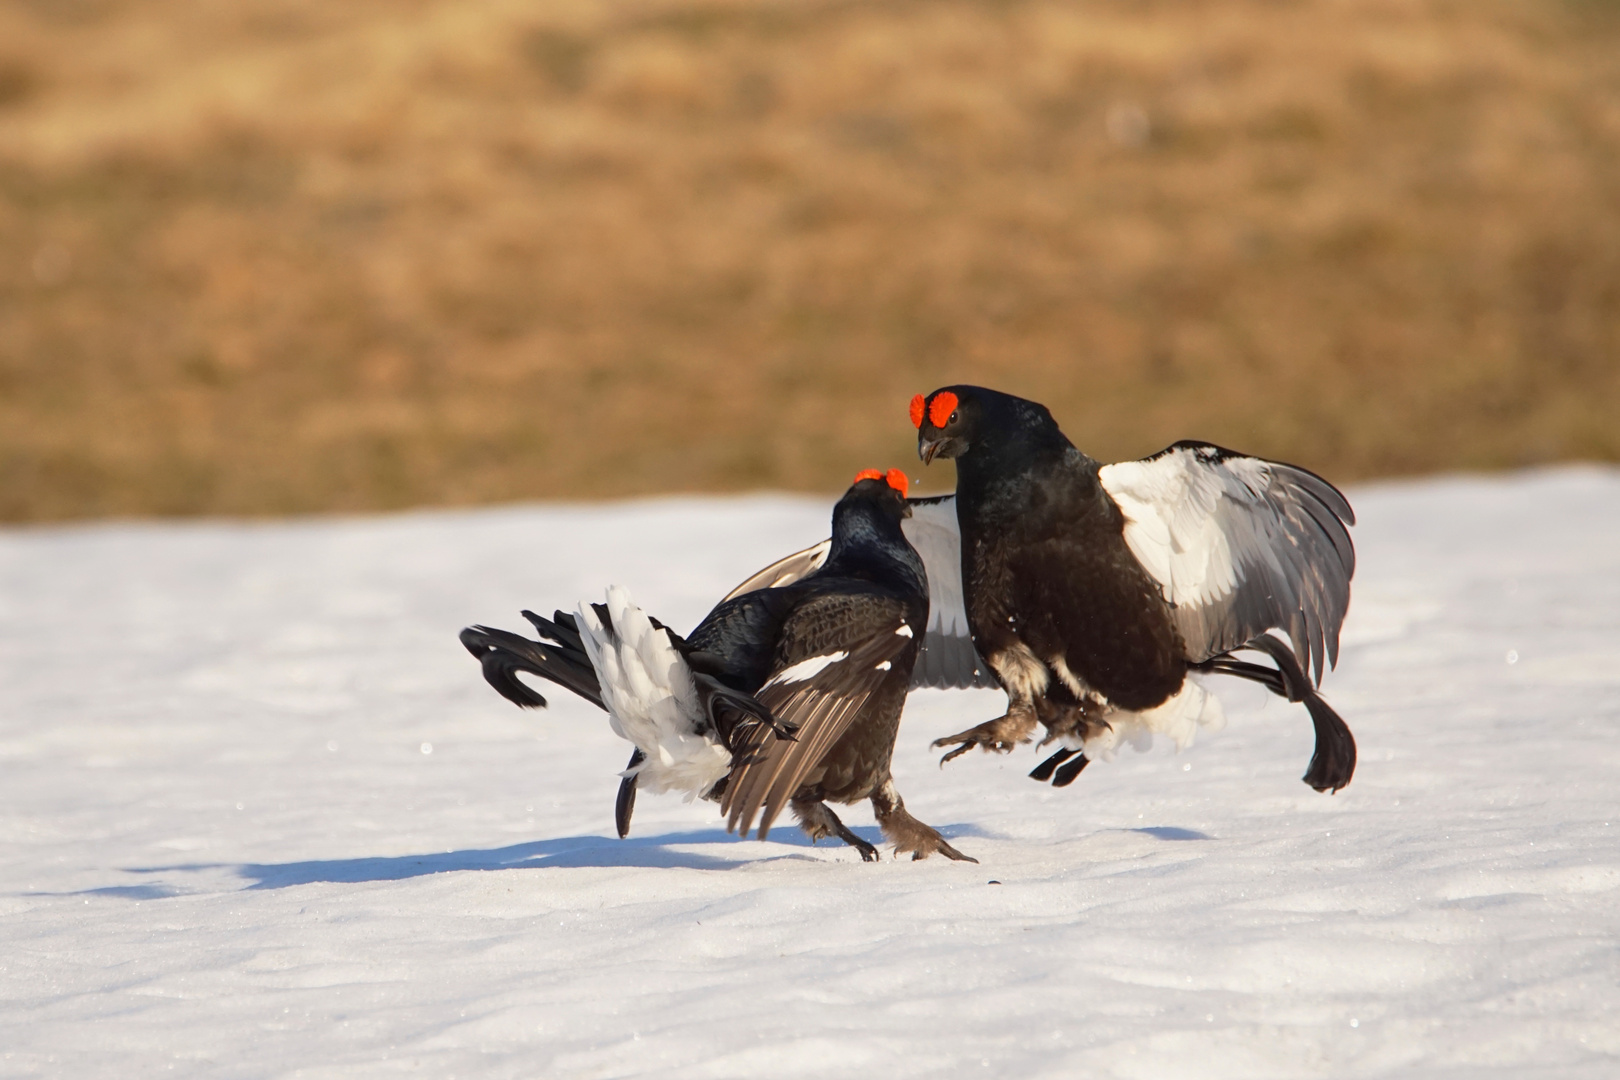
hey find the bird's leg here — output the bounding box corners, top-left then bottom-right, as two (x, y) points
(1035, 694), (1108, 745)
(791, 798), (879, 862)
(931, 697), (1038, 765)
(869, 780), (977, 863)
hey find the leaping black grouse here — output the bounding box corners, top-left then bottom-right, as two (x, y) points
(730, 387), (1357, 794)
(460, 470), (976, 863)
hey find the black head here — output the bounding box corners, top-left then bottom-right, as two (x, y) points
(839, 468), (913, 526)
(911, 385), (1068, 466)
(824, 468), (925, 593)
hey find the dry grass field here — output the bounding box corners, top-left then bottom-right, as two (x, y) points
(2, 0), (1618, 520)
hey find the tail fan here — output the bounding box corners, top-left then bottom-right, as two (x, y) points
(463, 591), (782, 829)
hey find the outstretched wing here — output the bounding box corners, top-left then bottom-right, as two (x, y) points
(900, 496), (998, 690)
(720, 594), (918, 841)
(718, 496), (996, 692)
(1098, 442), (1356, 685)
(720, 539), (832, 602)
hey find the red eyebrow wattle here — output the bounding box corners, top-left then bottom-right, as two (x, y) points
(909, 394), (926, 428)
(885, 469), (909, 497)
(928, 391), (958, 429)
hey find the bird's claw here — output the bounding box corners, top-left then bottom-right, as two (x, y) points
(883, 819), (978, 863)
(905, 837), (978, 863)
(931, 710), (1038, 766)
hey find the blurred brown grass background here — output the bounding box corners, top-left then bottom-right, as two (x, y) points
(2, 0), (1618, 520)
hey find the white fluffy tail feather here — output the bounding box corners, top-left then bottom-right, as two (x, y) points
(574, 586), (732, 799)
(1080, 678), (1227, 760)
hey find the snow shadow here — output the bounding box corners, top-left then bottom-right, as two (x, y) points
(30, 884), (190, 901)
(1129, 827), (1214, 842)
(79, 884), (190, 900)
(83, 820), (990, 894)
(113, 822), (980, 891)
(111, 831), (756, 889)
(228, 831), (760, 885)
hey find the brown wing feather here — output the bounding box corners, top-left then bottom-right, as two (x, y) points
(721, 621), (914, 840)
(750, 694), (868, 838)
(724, 693), (849, 839)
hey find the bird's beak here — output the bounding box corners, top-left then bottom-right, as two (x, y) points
(919, 437), (943, 465)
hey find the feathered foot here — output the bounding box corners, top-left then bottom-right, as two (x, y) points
(1026, 697), (1102, 786)
(870, 780), (977, 863)
(792, 799), (879, 862)
(932, 701), (1038, 765)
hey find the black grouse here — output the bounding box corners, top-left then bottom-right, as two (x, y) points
(728, 388), (1357, 794)
(460, 470), (976, 862)
(913, 385), (1357, 791)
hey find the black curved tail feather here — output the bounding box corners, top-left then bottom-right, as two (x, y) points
(522, 609), (590, 653)
(615, 750), (644, 839)
(1051, 753), (1092, 787)
(1298, 690), (1357, 794)
(1191, 656), (1287, 696)
(692, 671), (794, 750)
(1029, 747), (1078, 782)
(1026, 745), (1092, 787)
(1198, 634), (1357, 793)
(459, 624), (603, 710)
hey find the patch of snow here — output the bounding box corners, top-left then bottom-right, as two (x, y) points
(1, 473), (1618, 1077)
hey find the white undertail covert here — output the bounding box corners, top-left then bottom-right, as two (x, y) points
(1079, 678), (1227, 760)
(574, 586), (732, 799)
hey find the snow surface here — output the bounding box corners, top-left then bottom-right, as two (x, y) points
(2, 469), (1618, 1078)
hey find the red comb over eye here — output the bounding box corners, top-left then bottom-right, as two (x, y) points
(885, 469), (909, 497)
(909, 394), (926, 428)
(928, 391), (958, 429)
(853, 468), (885, 484)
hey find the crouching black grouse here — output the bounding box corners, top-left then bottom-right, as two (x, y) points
(912, 385), (1358, 792)
(459, 470), (976, 862)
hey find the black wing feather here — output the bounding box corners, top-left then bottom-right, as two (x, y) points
(716, 496), (997, 692)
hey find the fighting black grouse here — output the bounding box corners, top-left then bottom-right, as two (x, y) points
(731, 387), (1357, 793)
(914, 385), (1357, 790)
(460, 470), (976, 862)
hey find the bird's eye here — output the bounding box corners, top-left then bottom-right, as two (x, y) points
(948, 411), (958, 425)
